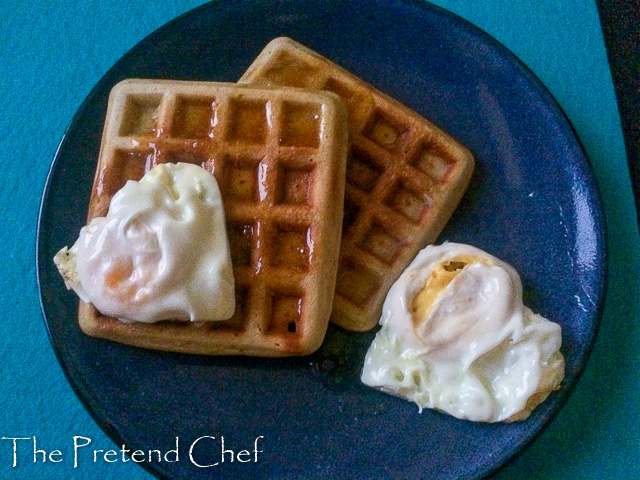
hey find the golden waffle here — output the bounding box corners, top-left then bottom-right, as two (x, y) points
(79, 78), (348, 356)
(240, 37), (475, 332)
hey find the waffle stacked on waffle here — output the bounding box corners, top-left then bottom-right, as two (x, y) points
(79, 79), (348, 356)
(240, 37), (475, 332)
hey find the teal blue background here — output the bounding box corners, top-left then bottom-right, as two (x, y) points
(1, 1), (638, 479)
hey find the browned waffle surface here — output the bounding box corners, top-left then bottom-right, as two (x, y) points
(80, 79), (348, 356)
(240, 37), (475, 332)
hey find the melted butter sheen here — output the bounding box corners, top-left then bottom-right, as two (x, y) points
(361, 243), (565, 423)
(70, 163), (235, 323)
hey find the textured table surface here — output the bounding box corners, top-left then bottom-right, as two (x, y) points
(1, 1), (638, 479)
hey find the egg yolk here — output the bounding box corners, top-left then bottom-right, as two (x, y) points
(103, 259), (134, 291)
(410, 255), (491, 333)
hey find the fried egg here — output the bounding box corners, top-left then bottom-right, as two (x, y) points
(360, 243), (565, 422)
(54, 162), (235, 323)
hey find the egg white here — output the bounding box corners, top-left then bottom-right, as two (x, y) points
(360, 243), (565, 422)
(54, 162), (235, 323)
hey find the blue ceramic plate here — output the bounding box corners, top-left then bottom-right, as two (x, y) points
(37, 1), (606, 479)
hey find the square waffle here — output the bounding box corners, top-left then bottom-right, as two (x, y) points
(240, 37), (475, 332)
(78, 78), (348, 356)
